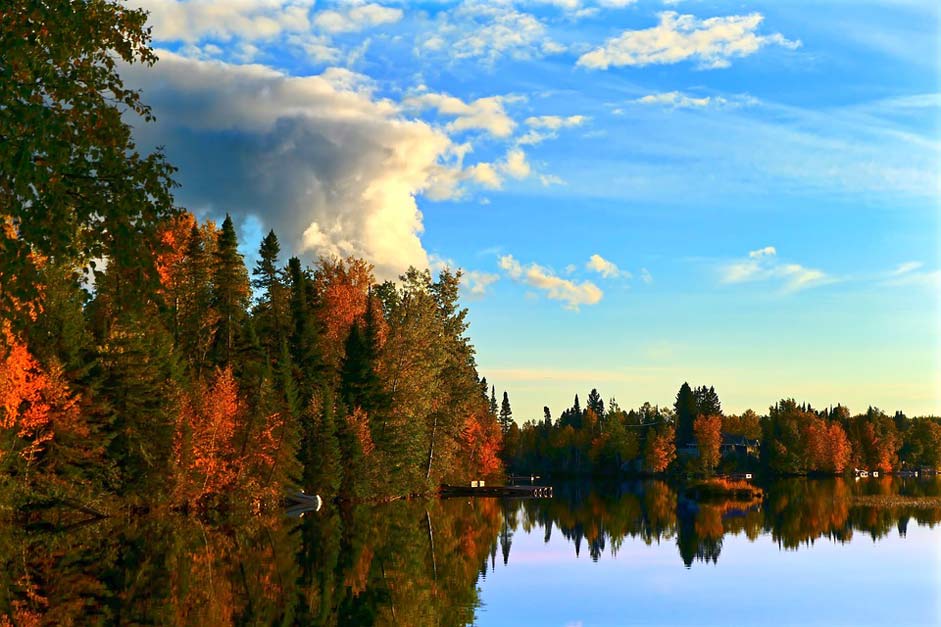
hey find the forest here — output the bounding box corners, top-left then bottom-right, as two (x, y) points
(501, 383), (941, 478)
(0, 0), (503, 517)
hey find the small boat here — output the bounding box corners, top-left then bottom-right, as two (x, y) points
(286, 491), (322, 517)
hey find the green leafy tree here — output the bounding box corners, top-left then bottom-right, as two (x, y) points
(1, 0), (177, 321)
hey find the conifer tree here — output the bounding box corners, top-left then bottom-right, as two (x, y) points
(179, 224), (215, 374)
(210, 214), (249, 366)
(489, 386), (498, 418)
(674, 382), (697, 447)
(499, 391), (513, 434)
(586, 388), (605, 420)
(252, 230), (289, 357)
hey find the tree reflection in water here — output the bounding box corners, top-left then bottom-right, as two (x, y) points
(1, 478), (938, 625)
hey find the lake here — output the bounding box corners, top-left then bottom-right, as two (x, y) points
(2, 477), (938, 625)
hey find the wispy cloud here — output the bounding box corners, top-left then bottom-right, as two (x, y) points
(720, 246), (831, 292)
(640, 268), (653, 284)
(631, 91), (758, 109)
(499, 255), (603, 310)
(577, 11), (800, 70)
(519, 114), (588, 145)
(463, 269), (501, 297)
(586, 254), (631, 279)
(881, 261), (941, 289)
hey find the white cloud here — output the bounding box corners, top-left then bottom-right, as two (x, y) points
(640, 267), (653, 284)
(501, 148), (531, 179)
(519, 114), (587, 144)
(749, 246), (777, 259)
(630, 91), (758, 109)
(467, 162), (503, 189)
(540, 174), (566, 186)
(720, 246), (830, 292)
(133, 0), (315, 43)
(420, 2), (565, 64)
(586, 254), (631, 279)
(122, 52), (489, 279)
(525, 115), (588, 130)
(463, 270), (501, 297)
(577, 11), (800, 70)
(313, 2), (402, 34)
(499, 255), (603, 310)
(404, 92), (517, 138)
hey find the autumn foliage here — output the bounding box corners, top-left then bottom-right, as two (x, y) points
(694, 414), (723, 474)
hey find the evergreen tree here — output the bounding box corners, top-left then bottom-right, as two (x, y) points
(99, 312), (180, 498)
(695, 385), (722, 417)
(543, 406), (552, 428)
(178, 224), (215, 375)
(499, 391), (513, 434)
(586, 388), (605, 420)
(287, 257), (321, 399)
(489, 385), (498, 418)
(210, 215), (250, 366)
(674, 382), (697, 447)
(339, 306), (386, 416)
(251, 230), (289, 357)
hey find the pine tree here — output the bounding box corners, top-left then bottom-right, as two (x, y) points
(99, 311), (180, 498)
(489, 385), (498, 418)
(287, 257), (321, 399)
(252, 230), (289, 357)
(674, 382), (697, 447)
(210, 214), (249, 366)
(339, 309), (385, 416)
(694, 385), (722, 417)
(586, 388), (605, 420)
(179, 224), (215, 375)
(499, 391), (513, 434)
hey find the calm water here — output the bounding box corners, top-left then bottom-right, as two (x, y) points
(2, 478), (939, 625)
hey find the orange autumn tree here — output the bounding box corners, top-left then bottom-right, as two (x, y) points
(644, 425), (677, 473)
(173, 367), (242, 506)
(314, 257), (374, 370)
(1, 323), (53, 483)
(694, 414), (723, 475)
(460, 412), (503, 477)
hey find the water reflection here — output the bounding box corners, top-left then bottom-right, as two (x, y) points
(1, 478), (938, 625)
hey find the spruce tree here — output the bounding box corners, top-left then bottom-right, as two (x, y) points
(499, 391), (513, 434)
(252, 230), (289, 356)
(287, 257), (321, 399)
(674, 382), (698, 447)
(210, 214), (249, 366)
(489, 385), (498, 418)
(586, 388), (605, 419)
(179, 224), (214, 375)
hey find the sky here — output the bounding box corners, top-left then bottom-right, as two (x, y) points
(123, 0), (941, 420)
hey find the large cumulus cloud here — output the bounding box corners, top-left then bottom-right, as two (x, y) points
(123, 53), (465, 278)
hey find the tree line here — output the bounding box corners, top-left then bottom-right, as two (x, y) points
(0, 0), (503, 514)
(503, 382), (941, 477)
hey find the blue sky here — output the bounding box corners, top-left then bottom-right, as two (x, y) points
(126, 0), (940, 419)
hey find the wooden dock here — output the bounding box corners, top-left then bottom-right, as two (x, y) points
(440, 484), (553, 498)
